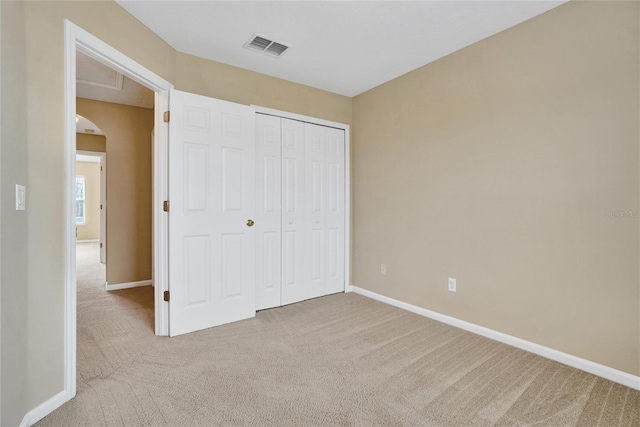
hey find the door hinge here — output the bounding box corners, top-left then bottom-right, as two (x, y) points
(163, 200), (169, 212)
(100, 204), (103, 210)
(100, 166), (103, 171)
(100, 243), (103, 248)
(164, 290), (170, 302)
(163, 111), (170, 123)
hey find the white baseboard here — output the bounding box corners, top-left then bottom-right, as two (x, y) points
(105, 280), (152, 291)
(20, 390), (68, 427)
(351, 286), (640, 391)
(76, 239), (99, 243)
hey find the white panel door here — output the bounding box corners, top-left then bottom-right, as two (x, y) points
(304, 123), (345, 300)
(324, 127), (345, 294)
(280, 118), (307, 306)
(305, 123), (327, 300)
(169, 90), (255, 337)
(255, 114), (281, 310)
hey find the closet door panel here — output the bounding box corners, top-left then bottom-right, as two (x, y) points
(304, 123), (326, 300)
(325, 128), (345, 294)
(255, 114), (281, 310)
(281, 118), (307, 305)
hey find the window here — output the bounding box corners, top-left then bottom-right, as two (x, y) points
(76, 176), (86, 226)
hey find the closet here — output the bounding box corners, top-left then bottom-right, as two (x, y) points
(255, 113), (346, 310)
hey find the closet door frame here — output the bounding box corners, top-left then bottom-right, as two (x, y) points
(252, 105), (351, 295)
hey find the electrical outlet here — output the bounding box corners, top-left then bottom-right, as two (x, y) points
(381, 264), (387, 276)
(448, 278), (456, 292)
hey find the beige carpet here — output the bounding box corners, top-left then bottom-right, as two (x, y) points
(76, 242), (106, 290)
(37, 248), (638, 426)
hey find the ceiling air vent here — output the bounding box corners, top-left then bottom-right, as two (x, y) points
(244, 33), (291, 57)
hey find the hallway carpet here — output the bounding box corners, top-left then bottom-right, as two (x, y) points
(76, 241), (106, 290)
(36, 261), (638, 426)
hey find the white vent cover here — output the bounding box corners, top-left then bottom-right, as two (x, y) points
(244, 33), (291, 57)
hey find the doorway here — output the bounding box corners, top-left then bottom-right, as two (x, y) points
(75, 149), (106, 289)
(64, 20), (173, 401)
(76, 53), (155, 292)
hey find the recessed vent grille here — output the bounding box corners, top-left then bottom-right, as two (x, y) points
(244, 33), (291, 57)
(266, 42), (289, 56)
(248, 36), (272, 50)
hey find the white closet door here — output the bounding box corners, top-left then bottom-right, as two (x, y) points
(281, 118), (307, 306)
(255, 114), (282, 310)
(305, 123), (327, 300)
(168, 90), (256, 336)
(255, 116), (345, 309)
(324, 127), (345, 294)
(304, 123), (345, 300)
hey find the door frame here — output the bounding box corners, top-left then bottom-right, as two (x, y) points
(75, 150), (106, 262)
(252, 105), (352, 294)
(64, 20), (173, 401)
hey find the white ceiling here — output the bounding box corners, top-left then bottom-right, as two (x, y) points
(77, 51), (154, 108)
(115, 0), (566, 97)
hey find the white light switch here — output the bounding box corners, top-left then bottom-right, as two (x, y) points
(16, 185), (26, 211)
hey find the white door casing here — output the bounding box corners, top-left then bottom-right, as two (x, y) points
(100, 154), (106, 264)
(65, 19), (173, 409)
(169, 89), (256, 336)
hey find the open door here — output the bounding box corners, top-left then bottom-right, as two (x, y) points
(168, 90), (256, 337)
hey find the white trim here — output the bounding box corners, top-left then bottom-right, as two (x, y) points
(63, 19), (78, 404)
(77, 70), (124, 90)
(105, 280), (152, 291)
(153, 89), (170, 337)
(76, 239), (99, 243)
(64, 19), (173, 421)
(252, 105), (352, 293)
(19, 391), (67, 427)
(351, 286), (640, 391)
(253, 105), (348, 131)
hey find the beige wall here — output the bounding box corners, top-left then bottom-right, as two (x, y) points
(1, 1), (29, 425)
(176, 52), (352, 126)
(1, 1), (175, 424)
(77, 133), (106, 153)
(75, 161), (101, 241)
(77, 98), (153, 285)
(352, 1), (639, 375)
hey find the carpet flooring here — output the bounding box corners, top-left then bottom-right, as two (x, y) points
(76, 241), (106, 290)
(36, 243), (639, 426)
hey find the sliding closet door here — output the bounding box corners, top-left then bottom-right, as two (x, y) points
(305, 123), (326, 300)
(255, 114), (282, 310)
(304, 123), (345, 300)
(281, 118), (307, 305)
(255, 115), (346, 310)
(324, 127), (346, 294)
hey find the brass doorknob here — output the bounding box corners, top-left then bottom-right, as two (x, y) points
(246, 219), (255, 227)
